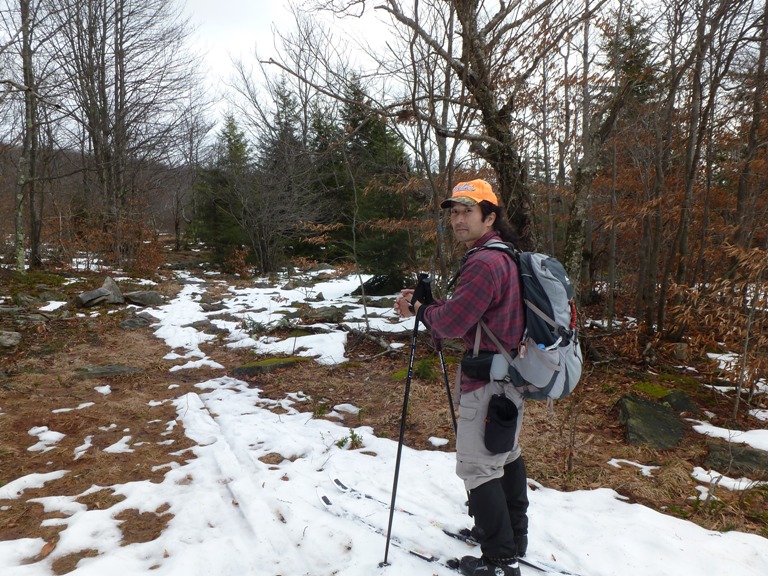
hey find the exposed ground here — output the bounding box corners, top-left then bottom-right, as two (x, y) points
(1, 247), (766, 573)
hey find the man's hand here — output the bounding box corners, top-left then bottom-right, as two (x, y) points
(394, 274), (434, 319)
(394, 288), (415, 318)
(411, 274), (434, 311)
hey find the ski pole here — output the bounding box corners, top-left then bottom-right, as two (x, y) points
(380, 314), (420, 567)
(438, 350), (457, 434)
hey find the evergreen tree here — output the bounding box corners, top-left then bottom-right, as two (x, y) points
(191, 115), (253, 265)
(337, 79), (415, 287)
(251, 79), (322, 271)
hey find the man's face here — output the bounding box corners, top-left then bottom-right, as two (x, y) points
(449, 203), (495, 246)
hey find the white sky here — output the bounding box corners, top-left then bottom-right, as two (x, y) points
(1, 266), (768, 575)
(182, 0), (295, 84)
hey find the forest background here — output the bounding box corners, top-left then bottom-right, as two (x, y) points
(1, 0), (767, 406)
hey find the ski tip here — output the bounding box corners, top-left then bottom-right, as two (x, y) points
(317, 490), (333, 508)
(333, 478), (350, 492)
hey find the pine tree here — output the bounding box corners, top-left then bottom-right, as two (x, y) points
(338, 80), (415, 288)
(190, 116), (253, 265)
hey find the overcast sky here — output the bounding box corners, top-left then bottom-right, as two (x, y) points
(181, 0), (295, 85)
(179, 0), (392, 130)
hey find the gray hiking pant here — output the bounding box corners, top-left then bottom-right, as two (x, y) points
(455, 380), (525, 491)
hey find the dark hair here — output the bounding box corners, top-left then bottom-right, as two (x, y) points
(479, 200), (519, 244)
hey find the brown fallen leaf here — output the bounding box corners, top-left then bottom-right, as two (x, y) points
(40, 541), (56, 558)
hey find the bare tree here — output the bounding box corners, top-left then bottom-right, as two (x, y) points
(268, 1), (603, 254)
(44, 0), (201, 264)
(656, 0), (758, 336)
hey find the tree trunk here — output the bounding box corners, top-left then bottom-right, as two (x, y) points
(733, 0), (767, 250)
(15, 0), (38, 274)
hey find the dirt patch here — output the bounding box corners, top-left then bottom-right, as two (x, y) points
(114, 505), (173, 545)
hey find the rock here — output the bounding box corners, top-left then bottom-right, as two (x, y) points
(76, 365), (142, 378)
(673, 343), (689, 361)
(365, 296), (396, 309)
(185, 319), (229, 335)
(0, 331), (22, 348)
(232, 357), (305, 378)
(100, 277), (124, 304)
(74, 287), (113, 308)
(13, 293), (42, 307)
(352, 274), (405, 296)
(0, 306), (23, 315)
(618, 394), (683, 450)
(177, 277), (205, 285)
(300, 305), (352, 323)
(120, 317), (151, 330)
(200, 302), (226, 312)
(705, 441), (768, 479)
(38, 291), (68, 302)
(74, 277), (124, 307)
(281, 278), (314, 290)
(661, 389), (699, 415)
(124, 290), (164, 307)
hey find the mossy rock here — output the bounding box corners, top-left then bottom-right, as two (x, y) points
(618, 394), (683, 450)
(658, 372), (700, 390)
(232, 356), (309, 378)
(391, 367), (408, 381)
(288, 329), (312, 338)
(661, 389), (699, 414)
(633, 381), (669, 399)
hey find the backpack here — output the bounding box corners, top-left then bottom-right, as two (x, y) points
(470, 241), (583, 401)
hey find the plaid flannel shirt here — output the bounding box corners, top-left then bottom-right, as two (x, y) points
(422, 231), (524, 392)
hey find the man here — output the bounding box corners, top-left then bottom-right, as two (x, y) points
(395, 179), (529, 576)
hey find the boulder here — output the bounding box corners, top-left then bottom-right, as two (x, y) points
(100, 277), (124, 304)
(74, 287), (113, 308)
(661, 389), (699, 415)
(124, 290), (164, 307)
(352, 274), (405, 296)
(618, 394), (683, 450)
(74, 277), (124, 308)
(705, 441), (768, 479)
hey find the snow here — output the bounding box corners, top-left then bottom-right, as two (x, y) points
(26, 427), (65, 453)
(689, 420), (768, 451)
(39, 301), (67, 312)
(3, 270), (768, 576)
(607, 459), (659, 477)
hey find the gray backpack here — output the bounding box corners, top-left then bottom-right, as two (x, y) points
(475, 242), (583, 401)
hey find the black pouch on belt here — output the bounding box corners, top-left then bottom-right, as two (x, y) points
(460, 351), (495, 381)
(484, 394), (519, 454)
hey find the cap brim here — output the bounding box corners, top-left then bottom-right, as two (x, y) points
(440, 196), (477, 209)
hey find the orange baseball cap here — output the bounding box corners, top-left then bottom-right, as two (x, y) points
(440, 179), (498, 208)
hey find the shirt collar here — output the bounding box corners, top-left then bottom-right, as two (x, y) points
(470, 231), (501, 250)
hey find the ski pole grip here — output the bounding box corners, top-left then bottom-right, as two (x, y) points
(409, 273), (433, 313)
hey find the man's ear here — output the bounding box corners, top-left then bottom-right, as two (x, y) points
(484, 211), (497, 226)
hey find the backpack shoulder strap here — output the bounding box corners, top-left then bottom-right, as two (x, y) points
(478, 320), (516, 364)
